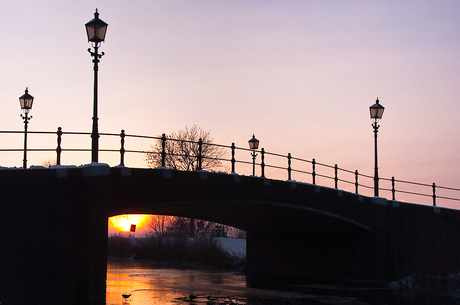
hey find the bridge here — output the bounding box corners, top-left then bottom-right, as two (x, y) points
(1, 130), (460, 304)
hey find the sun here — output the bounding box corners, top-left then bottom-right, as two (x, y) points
(109, 214), (151, 233)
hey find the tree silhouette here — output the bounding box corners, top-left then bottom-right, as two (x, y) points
(145, 125), (229, 238)
(145, 124), (226, 171)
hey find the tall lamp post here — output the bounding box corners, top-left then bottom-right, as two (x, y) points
(19, 87), (34, 169)
(248, 134), (260, 176)
(369, 98), (385, 197)
(85, 9), (108, 163)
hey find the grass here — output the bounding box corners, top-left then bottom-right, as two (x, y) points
(107, 234), (245, 270)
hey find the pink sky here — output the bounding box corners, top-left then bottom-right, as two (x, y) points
(0, 1), (459, 208)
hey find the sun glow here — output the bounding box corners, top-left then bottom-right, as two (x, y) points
(109, 214), (151, 233)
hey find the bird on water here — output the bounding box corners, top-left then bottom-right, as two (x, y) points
(122, 294), (131, 302)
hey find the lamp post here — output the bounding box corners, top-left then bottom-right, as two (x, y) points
(85, 9), (108, 163)
(19, 87), (34, 169)
(248, 134), (260, 176)
(369, 98), (385, 197)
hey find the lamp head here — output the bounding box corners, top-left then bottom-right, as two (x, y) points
(248, 134), (260, 150)
(369, 97), (385, 120)
(85, 9), (108, 44)
(19, 87), (34, 114)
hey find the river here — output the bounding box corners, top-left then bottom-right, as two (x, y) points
(106, 257), (460, 305)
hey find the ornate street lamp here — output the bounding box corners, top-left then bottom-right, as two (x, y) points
(369, 98), (385, 197)
(248, 134), (260, 176)
(85, 9), (108, 163)
(19, 87), (34, 169)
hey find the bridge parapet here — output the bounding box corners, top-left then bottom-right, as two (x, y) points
(1, 129), (459, 207)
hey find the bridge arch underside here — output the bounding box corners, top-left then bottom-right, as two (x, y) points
(109, 198), (374, 285)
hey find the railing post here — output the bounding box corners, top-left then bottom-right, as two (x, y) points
(432, 183), (436, 206)
(312, 158), (316, 184)
(355, 170), (359, 194)
(231, 143), (235, 173)
(287, 153), (292, 181)
(56, 127), (62, 165)
(119, 129), (125, 167)
(197, 138), (203, 170)
(161, 133), (166, 167)
(392, 177), (396, 200)
(334, 164), (338, 189)
(261, 148), (265, 178)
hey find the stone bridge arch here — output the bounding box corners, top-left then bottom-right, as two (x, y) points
(2, 165), (460, 304)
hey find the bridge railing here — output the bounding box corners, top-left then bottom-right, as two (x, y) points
(1, 129), (459, 208)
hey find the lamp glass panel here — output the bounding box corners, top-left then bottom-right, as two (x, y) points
(248, 139), (259, 150)
(96, 24), (107, 41)
(86, 26), (95, 41)
(369, 104), (384, 119)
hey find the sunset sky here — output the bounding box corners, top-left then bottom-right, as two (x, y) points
(1, 1), (459, 208)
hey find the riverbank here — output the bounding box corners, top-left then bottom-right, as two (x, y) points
(107, 235), (246, 270)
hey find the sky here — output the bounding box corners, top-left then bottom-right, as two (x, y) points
(1, 1), (460, 208)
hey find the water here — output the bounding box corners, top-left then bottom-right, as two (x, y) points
(106, 258), (460, 305)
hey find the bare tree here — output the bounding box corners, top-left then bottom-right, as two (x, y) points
(145, 125), (227, 172)
(145, 125), (229, 237)
(147, 215), (170, 237)
(42, 159), (56, 168)
(227, 227), (247, 239)
(164, 217), (221, 238)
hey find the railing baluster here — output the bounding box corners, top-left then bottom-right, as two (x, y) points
(287, 153), (292, 181)
(119, 129), (125, 167)
(261, 148), (265, 178)
(355, 170), (359, 194)
(334, 164), (338, 189)
(56, 127), (62, 165)
(231, 143), (235, 173)
(433, 183), (436, 206)
(312, 158), (316, 184)
(161, 133), (166, 167)
(392, 177), (395, 200)
(197, 138), (203, 170)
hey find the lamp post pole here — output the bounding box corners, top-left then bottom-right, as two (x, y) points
(85, 9), (108, 163)
(369, 98), (385, 197)
(90, 43), (102, 163)
(22, 112), (30, 169)
(372, 119), (379, 196)
(19, 87), (34, 169)
(248, 134), (260, 176)
(251, 150), (257, 176)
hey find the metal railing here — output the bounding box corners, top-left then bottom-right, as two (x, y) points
(1, 128), (459, 208)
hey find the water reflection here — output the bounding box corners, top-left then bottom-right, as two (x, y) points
(107, 258), (460, 305)
(106, 258), (307, 304)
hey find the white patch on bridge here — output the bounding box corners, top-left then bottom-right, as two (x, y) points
(433, 206), (441, 214)
(391, 201), (400, 208)
(120, 167), (131, 177)
(156, 168), (172, 178)
(56, 167), (68, 178)
(48, 164), (77, 178)
(81, 162), (110, 177)
(371, 197), (387, 205)
(199, 170), (209, 180)
(232, 173), (241, 182)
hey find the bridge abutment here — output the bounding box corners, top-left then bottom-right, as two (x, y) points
(246, 229), (374, 285)
(0, 167), (109, 304)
